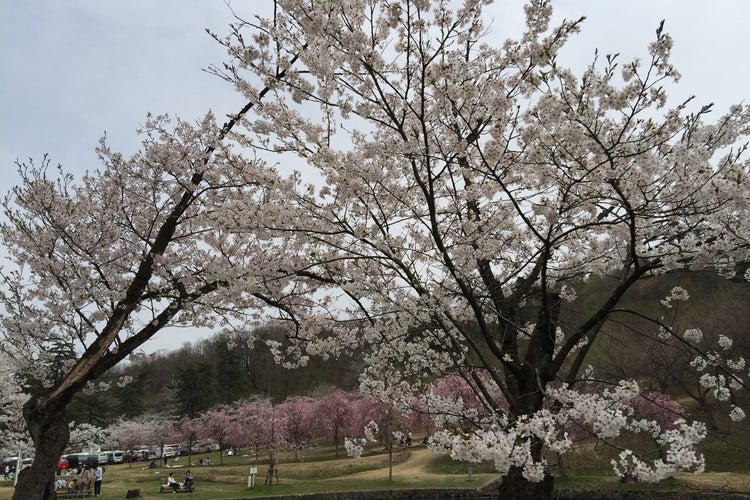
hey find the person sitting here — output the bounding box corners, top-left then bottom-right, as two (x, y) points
(67, 478), (78, 498)
(167, 472), (181, 492)
(182, 470), (194, 491)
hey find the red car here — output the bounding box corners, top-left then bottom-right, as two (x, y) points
(56, 456), (69, 473)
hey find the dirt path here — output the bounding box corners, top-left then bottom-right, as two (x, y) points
(342, 445), (504, 493)
(348, 447), (433, 480)
(350, 446), (474, 485)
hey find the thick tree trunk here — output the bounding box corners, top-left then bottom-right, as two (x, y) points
(493, 291), (560, 499)
(498, 383), (555, 499)
(13, 396), (70, 500)
(498, 466), (554, 500)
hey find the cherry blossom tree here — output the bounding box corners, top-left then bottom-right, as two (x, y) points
(211, 0), (750, 496)
(177, 416), (203, 467)
(0, 351), (32, 459)
(193, 407), (237, 465)
(343, 392), (407, 481)
(318, 390), (354, 457)
(67, 422), (107, 455)
(276, 396), (318, 460)
(106, 415), (165, 467)
(0, 68), (316, 499)
(235, 399), (276, 460)
(345, 395), (387, 444)
(424, 374), (500, 433)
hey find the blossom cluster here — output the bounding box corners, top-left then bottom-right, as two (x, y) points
(0, 352), (32, 458)
(658, 290), (748, 423)
(417, 380), (706, 483)
(343, 378), (706, 483)
(344, 420), (380, 459)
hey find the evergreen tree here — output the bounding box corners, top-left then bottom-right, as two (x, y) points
(174, 362), (214, 418)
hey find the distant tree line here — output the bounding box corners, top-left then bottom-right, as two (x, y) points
(63, 326), (362, 428)
(57, 271), (750, 434)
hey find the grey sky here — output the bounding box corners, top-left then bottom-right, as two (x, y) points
(1, 1), (749, 353)
(1, 1), (240, 190)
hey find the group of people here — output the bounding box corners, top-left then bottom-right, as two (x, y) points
(56, 464), (104, 497)
(55, 460), (194, 496)
(166, 470), (193, 492)
(398, 431), (413, 446)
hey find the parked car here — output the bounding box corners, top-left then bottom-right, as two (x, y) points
(56, 456), (70, 474)
(124, 449), (150, 462)
(193, 440), (219, 454)
(65, 453), (98, 469)
(157, 445), (179, 458)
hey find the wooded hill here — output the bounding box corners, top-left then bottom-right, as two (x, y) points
(62, 270), (750, 429)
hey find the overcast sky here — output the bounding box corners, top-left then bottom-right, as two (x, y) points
(1, 1), (749, 354)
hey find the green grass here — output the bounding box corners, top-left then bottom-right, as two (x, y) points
(422, 454), (497, 475)
(0, 468), (491, 500)
(0, 447), (491, 500)
(698, 437), (750, 472)
(554, 475), (687, 493)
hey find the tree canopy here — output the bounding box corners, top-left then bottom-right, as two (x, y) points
(211, 0), (750, 494)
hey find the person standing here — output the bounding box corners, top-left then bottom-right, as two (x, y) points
(93, 464), (104, 496)
(78, 466), (91, 497)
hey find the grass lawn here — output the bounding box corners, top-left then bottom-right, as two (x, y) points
(0, 446), (494, 500)
(1, 435), (749, 499)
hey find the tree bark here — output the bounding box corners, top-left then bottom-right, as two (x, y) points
(13, 396), (70, 500)
(498, 466), (554, 500)
(496, 292), (559, 500)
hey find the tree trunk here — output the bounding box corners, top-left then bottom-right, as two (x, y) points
(13, 396), (70, 500)
(265, 445), (277, 485)
(498, 466), (554, 500)
(384, 412), (393, 481)
(333, 428), (339, 458)
(499, 385), (555, 499)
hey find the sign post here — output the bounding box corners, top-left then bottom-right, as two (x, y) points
(13, 453), (21, 487)
(247, 467), (257, 487)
